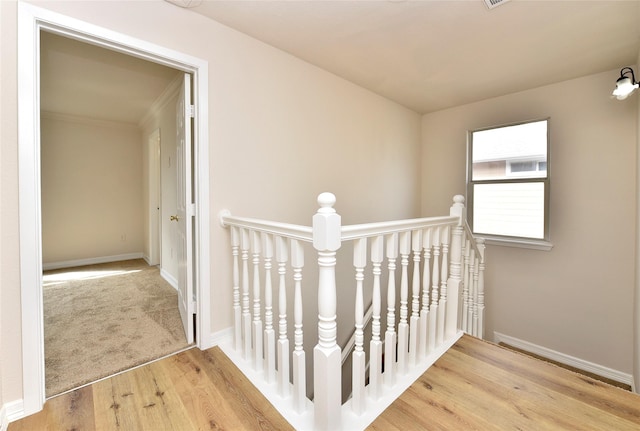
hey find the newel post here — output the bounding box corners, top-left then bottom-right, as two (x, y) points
(313, 192), (342, 431)
(446, 195), (465, 338)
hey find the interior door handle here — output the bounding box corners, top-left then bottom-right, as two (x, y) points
(170, 215), (180, 222)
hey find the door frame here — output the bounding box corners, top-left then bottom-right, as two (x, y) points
(17, 3), (211, 416)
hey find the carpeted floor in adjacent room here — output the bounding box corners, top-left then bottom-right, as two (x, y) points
(43, 259), (191, 397)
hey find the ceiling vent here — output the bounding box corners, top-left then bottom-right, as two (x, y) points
(484, 0), (510, 9)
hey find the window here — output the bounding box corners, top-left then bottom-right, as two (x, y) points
(467, 119), (550, 246)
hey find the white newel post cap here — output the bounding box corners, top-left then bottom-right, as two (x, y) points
(313, 193), (341, 251)
(450, 194), (466, 222)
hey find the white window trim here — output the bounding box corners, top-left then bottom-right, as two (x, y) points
(481, 235), (554, 251)
(467, 118), (552, 249)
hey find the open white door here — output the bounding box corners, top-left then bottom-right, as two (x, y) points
(176, 73), (195, 342)
(148, 129), (161, 266)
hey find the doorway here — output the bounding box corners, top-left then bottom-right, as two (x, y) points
(40, 30), (193, 397)
(18, 2), (211, 416)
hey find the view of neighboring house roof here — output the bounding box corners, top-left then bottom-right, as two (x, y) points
(472, 120), (548, 162)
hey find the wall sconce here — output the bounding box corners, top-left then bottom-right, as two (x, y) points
(612, 67), (639, 100)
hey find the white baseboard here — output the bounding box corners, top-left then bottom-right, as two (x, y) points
(494, 332), (635, 391)
(43, 252), (144, 271)
(0, 404), (7, 431)
(206, 327), (233, 349)
(2, 399), (25, 428)
(160, 268), (178, 291)
(142, 255), (160, 267)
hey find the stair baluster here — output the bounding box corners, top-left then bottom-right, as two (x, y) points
(397, 231), (410, 375)
(369, 235), (384, 400)
(438, 226), (449, 345)
(241, 228), (251, 360)
(420, 228), (432, 358)
(291, 239), (306, 413)
(231, 226), (241, 351)
(429, 228), (440, 353)
(275, 236), (290, 397)
(462, 238), (471, 334)
(263, 233), (275, 382)
(251, 231), (263, 371)
(352, 237), (367, 415)
(409, 230), (422, 366)
(384, 233), (398, 387)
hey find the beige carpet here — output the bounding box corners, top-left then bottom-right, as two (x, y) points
(44, 259), (191, 397)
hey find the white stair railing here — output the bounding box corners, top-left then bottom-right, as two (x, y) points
(461, 225), (486, 339)
(219, 193), (486, 431)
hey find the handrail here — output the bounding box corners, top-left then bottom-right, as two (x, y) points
(220, 210), (459, 244)
(341, 215), (458, 240)
(219, 210), (313, 242)
(463, 221), (485, 262)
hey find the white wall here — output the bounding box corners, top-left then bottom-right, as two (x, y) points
(422, 70), (637, 375)
(40, 113), (144, 265)
(1, 0), (24, 410)
(1, 0), (421, 405)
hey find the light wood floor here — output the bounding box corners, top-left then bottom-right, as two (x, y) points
(369, 335), (640, 430)
(9, 347), (293, 431)
(9, 335), (640, 430)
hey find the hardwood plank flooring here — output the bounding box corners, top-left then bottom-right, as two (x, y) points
(8, 347), (293, 431)
(369, 335), (640, 430)
(499, 342), (633, 391)
(9, 335), (640, 430)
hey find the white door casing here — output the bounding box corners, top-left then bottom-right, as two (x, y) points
(17, 3), (211, 418)
(176, 73), (195, 342)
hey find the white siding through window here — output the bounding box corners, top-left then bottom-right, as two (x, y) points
(473, 182), (545, 239)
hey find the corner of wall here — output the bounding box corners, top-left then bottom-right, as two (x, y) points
(207, 326), (233, 350)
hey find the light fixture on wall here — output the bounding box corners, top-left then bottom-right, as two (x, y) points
(612, 67), (639, 100)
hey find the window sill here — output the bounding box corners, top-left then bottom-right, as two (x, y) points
(480, 235), (554, 251)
